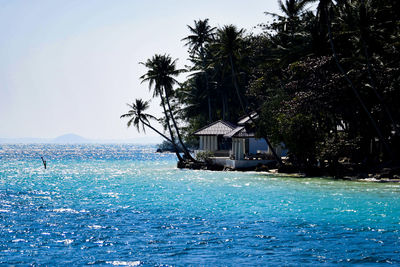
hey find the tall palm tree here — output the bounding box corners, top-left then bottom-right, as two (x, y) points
(215, 25), (247, 112)
(182, 19), (216, 122)
(120, 99), (183, 161)
(215, 25), (283, 164)
(266, 0), (315, 35)
(140, 54), (195, 161)
(139, 56), (182, 159)
(278, 0), (313, 19)
(183, 18), (215, 57)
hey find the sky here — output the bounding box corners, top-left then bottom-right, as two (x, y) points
(0, 0), (280, 141)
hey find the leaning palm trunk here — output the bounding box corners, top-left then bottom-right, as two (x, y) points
(163, 88), (196, 162)
(139, 119), (172, 146)
(323, 5), (393, 158)
(229, 56), (283, 165)
(139, 118), (185, 156)
(159, 92), (184, 162)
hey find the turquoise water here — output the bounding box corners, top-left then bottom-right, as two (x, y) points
(0, 144), (399, 265)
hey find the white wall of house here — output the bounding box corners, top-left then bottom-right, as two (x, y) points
(199, 135), (218, 151)
(199, 135), (287, 157)
(249, 138), (269, 154)
(232, 138), (245, 160)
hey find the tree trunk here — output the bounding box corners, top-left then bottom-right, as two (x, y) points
(222, 94), (226, 120)
(229, 55), (283, 165)
(140, 119), (172, 144)
(207, 91), (212, 122)
(223, 93), (230, 120)
(200, 48), (212, 122)
(163, 88), (196, 162)
(229, 56), (246, 113)
(140, 119), (185, 156)
(159, 91), (184, 162)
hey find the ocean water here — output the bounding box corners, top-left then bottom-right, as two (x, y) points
(0, 144), (399, 266)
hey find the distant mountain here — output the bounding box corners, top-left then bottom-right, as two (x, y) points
(0, 134), (162, 144)
(52, 133), (90, 144)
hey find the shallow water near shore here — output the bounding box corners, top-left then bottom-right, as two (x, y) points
(1, 144), (399, 265)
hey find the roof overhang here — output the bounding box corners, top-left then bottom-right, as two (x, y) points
(223, 126), (255, 138)
(193, 120), (237, 136)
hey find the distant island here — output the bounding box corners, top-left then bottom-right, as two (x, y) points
(52, 134), (90, 143)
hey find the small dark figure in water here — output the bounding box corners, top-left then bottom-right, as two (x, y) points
(40, 156), (47, 169)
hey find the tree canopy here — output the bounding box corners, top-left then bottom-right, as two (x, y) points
(174, 0), (399, 173)
(124, 0), (399, 174)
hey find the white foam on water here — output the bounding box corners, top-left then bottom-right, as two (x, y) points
(88, 225), (103, 229)
(105, 261), (141, 266)
(56, 239), (74, 245)
(53, 208), (79, 214)
(12, 239), (26, 243)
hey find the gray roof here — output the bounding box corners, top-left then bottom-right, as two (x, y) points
(237, 112), (259, 125)
(224, 126), (255, 138)
(193, 120), (237, 136)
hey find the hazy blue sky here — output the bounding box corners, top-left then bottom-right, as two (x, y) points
(0, 0), (280, 140)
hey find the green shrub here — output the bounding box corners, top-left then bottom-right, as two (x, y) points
(196, 151), (214, 163)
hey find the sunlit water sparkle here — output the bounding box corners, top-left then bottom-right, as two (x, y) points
(0, 144), (399, 265)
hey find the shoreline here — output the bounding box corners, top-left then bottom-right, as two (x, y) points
(177, 160), (400, 183)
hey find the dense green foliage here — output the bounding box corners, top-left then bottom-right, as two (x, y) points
(175, 0), (399, 169)
(123, 0), (399, 170)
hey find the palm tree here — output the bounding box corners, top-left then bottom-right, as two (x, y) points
(279, 0), (313, 19)
(140, 54), (196, 162)
(215, 25), (247, 112)
(182, 19), (216, 122)
(120, 99), (183, 161)
(183, 18), (215, 57)
(176, 76), (209, 121)
(266, 0), (314, 35)
(215, 25), (283, 164)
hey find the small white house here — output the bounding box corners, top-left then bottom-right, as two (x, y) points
(193, 115), (287, 169)
(193, 120), (236, 156)
(223, 126), (270, 160)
